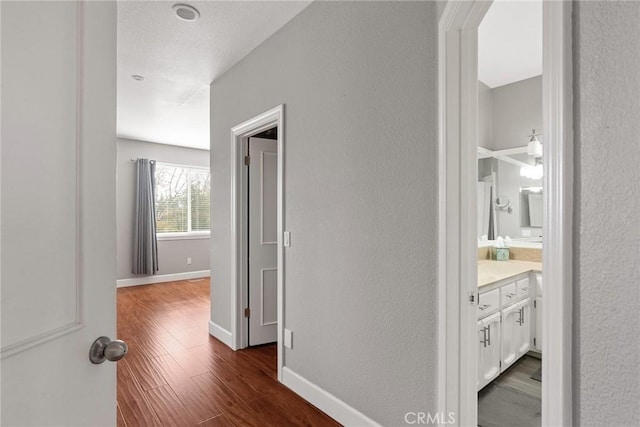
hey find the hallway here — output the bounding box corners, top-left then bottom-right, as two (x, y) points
(117, 279), (339, 426)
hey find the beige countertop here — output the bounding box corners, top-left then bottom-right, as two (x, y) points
(478, 260), (542, 288)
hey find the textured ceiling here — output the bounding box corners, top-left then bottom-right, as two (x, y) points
(478, 0), (542, 88)
(117, 1), (311, 150)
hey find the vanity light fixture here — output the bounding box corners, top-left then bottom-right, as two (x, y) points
(520, 164), (543, 180)
(527, 129), (543, 157)
(172, 4), (200, 22)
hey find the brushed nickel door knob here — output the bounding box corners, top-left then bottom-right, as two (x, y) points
(89, 336), (128, 364)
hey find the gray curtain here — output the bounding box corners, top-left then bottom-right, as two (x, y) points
(133, 159), (158, 275)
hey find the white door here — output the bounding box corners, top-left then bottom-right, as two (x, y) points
(1, 2), (118, 425)
(248, 137), (278, 346)
(501, 302), (520, 372)
(517, 298), (531, 357)
(478, 312), (502, 390)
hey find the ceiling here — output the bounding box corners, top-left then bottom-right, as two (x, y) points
(117, 1), (312, 150)
(478, 0), (542, 89)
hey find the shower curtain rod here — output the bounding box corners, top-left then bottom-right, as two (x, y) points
(130, 158), (156, 163)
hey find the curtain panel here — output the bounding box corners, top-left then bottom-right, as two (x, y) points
(132, 159), (159, 275)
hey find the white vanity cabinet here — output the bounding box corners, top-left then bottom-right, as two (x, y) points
(516, 298), (531, 358)
(500, 301), (520, 371)
(533, 273), (543, 352)
(478, 312), (502, 390)
(477, 271), (538, 390)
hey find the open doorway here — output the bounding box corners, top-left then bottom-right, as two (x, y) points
(438, 1), (573, 426)
(475, 3), (543, 426)
(246, 128), (278, 346)
(229, 106), (285, 380)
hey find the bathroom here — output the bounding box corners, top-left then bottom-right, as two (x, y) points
(475, 1), (544, 426)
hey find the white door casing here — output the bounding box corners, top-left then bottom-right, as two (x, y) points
(1, 1), (117, 425)
(248, 137), (278, 346)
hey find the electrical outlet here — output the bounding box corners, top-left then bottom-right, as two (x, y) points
(187, 257), (192, 265)
(284, 328), (293, 349)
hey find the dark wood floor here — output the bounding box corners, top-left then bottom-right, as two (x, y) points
(117, 278), (340, 426)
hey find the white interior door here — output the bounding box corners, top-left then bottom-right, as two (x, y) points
(248, 137), (278, 346)
(1, 2), (118, 425)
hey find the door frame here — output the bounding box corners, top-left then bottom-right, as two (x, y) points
(230, 105), (284, 381)
(437, 2), (573, 426)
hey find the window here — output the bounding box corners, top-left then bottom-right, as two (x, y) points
(154, 163), (210, 238)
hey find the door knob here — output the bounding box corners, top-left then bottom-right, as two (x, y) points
(89, 336), (128, 364)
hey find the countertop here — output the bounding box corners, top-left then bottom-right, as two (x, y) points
(478, 259), (542, 288)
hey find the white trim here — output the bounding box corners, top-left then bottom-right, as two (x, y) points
(542, 1), (573, 425)
(208, 321), (233, 349)
(230, 105), (284, 381)
(282, 367), (381, 427)
(438, 2), (490, 425)
(116, 270), (210, 288)
(438, 1), (573, 426)
(156, 231), (210, 241)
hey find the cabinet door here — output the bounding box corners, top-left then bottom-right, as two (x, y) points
(517, 298), (531, 357)
(534, 297), (543, 352)
(478, 312), (501, 390)
(501, 302), (520, 372)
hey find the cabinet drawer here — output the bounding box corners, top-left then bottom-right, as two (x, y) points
(478, 288), (500, 319)
(516, 278), (530, 298)
(500, 282), (517, 306)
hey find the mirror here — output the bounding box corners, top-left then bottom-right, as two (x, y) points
(477, 149), (542, 243)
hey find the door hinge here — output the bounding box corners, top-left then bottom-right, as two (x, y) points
(244, 155), (251, 166)
(534, 300), (537, 308)
(244, 308), (251, 318)
(533, 338), (536, 347)
(468, 291), (479, 305)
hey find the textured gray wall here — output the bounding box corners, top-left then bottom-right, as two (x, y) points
(117, 138), (210, 280)
(573, 1), (640, 425)
(209, 2), (438, 424)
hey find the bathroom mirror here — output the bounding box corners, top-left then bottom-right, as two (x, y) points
(477, 149), (542, 242)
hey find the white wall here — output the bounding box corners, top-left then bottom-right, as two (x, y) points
(116, 138), (210, 280)
(573, 2), (640, 425)
(209, 2), (438, 425)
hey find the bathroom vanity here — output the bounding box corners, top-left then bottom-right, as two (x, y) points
(477, 259), (542, 391)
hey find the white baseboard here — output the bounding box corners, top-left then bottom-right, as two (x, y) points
(281, 367), (381, 427)
(116, 270), (210, 288)
(208, 321), (234, 349)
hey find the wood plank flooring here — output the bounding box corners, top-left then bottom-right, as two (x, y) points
(478, 355), (542, 427)
(117, 279), (340, 427)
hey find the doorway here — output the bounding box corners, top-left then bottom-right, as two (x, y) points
(230, 105), (285, 381)
(247, 131), (278, 346)
(438, 1), (573, 426)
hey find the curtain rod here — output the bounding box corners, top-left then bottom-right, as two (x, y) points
(130, 158), (156, 163)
